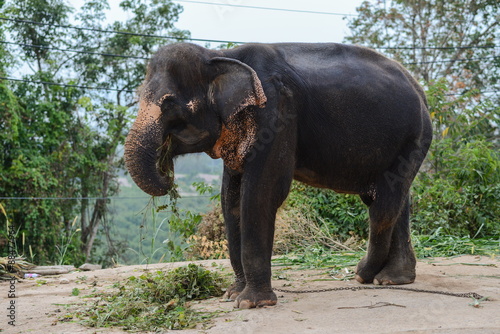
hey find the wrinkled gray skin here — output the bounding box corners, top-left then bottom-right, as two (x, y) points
(124, 42), (432, 309)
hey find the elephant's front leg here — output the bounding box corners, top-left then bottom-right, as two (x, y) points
(235, 168), (293, 309)
(221, 169), (246, 300)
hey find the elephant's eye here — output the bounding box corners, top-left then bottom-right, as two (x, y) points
(169, 119), (187, 133)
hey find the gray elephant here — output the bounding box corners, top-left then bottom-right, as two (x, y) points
(124, 42), (432, 308)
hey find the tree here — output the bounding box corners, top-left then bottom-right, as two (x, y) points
(345, 0), (500, 149)
(1, 0), (82, 263)
(68, 0), (189, 260)
(0, 0), (189, 264)
(346, 0), (499, 90)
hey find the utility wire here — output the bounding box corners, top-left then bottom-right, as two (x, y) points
(404, 55), (499, 65)
(1, 76), (497, 97)
(3, 39), (498, 66)
(0, 17), (245, 45)
(4, 39), (498, 56)
(445, 90), (499, 96)
(175, 0), (499, 26)
(2, 17), (497, 50)
(0, 197), (143, 200)
(0, 40), (150, 60)
(377, 45), (498, 50)
(0, 195), (210, 200)
(173, 0), (358, 17)
(0, 76), (136, 93)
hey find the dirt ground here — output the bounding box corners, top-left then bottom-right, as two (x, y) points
(1, 255), (499, 334)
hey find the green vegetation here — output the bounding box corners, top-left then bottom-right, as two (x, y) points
(285, 183), (368, 242)
(413, 231), (499, 258)
(345, 0), (500, 90)
(77, 264), (228, 331)
(412, 141), (500, 238)
(0, 0), (190, 265)
(410, 79), (499, 238)
(271, 233), (499, 270)
(273, 248), (361, 269)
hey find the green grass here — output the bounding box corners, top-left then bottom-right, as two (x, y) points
(75, 264), (228, 331)
(412, 230), (500, 258)
(272, 233), (499, 270)
(273, 246), (362, 269)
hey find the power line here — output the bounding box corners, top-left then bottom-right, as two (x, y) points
(0, 195), (210, 200)
(174, 0), (500, 28)
(0, 17), (245, 45)
(445, 90), (499, 96)
(173, 0), (358, 17)
(0, 40), (150, 60)
(1, 76), (497, 98)
(404, 55), (499, 65)
(0, 197), (134, 200)
(0, 76), (136, 93)
(378, 45), (498, 50)
(2, 17), (497, 51)
(4, 39), (498, 66)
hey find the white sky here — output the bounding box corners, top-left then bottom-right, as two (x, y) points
(76, 0), (364, 47)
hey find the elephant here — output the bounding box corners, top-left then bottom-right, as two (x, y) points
(124, 42), (432, 309)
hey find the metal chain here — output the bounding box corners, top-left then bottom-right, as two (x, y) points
(274, 285), (485, 300)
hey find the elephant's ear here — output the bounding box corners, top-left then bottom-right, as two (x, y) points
(207, 57), (267, 171)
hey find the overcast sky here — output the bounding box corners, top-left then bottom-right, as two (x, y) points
(80, 0), (364, 48)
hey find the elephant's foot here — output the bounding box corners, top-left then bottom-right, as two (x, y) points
(355, 256), (416, 285)
(373, 267), (415, 285)
(354, 256), (380, 284)
(234, 287), (277, 309)
(224, 279), (246, 300)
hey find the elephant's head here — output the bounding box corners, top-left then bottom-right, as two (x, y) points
(124, 43), (267, 196)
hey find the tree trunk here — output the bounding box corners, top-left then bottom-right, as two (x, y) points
(82, 169), (111, 261)
(80, 189), (88, 247)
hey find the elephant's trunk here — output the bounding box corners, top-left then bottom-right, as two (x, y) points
(124, 101), (173, 197)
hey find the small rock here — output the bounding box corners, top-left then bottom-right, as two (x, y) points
(79, 263), (102, 271)
(60, 278), (70, 284)
(30, 265), (75, 275)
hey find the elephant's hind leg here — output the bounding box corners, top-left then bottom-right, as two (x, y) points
(373, 195), (416, 285)
(356, 188), (400, 283)
(356, 196), (416, 285)
(355, 138), (426, 284)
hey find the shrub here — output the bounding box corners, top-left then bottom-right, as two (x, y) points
(412, 139), (500, 237)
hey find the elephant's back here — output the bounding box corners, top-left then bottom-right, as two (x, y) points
(274, 44), (429, 187)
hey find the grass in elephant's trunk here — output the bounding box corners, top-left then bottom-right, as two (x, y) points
(156, 134), (180, 209)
